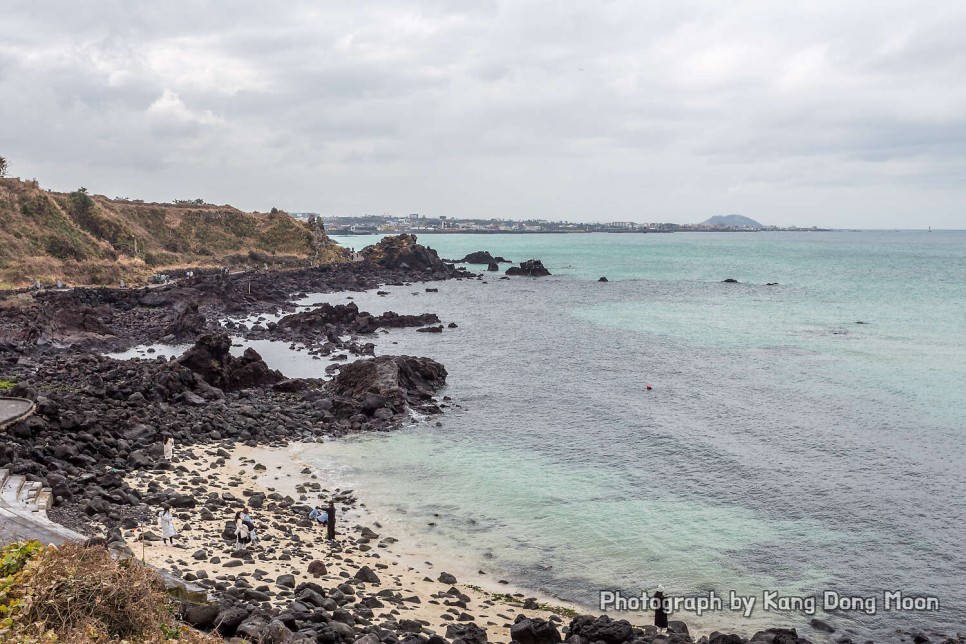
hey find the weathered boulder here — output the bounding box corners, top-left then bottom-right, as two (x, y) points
(565, 615), (637, 644)
(511, 616), (562, 644)
(446, 623), (488, 644)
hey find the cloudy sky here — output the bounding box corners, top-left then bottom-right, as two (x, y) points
(2, 1), (965, 228)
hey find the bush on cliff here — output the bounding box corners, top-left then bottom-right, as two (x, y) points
(0, 540), (215, 642)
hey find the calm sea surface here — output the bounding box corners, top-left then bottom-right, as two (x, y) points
(170, 232), (966, 640)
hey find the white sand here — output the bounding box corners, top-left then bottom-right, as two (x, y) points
(124, 443), (588, 642)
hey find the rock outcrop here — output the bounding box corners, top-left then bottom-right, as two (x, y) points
(330, 355), (447, 417)
(161, 302), (207, 341)
(459, 251), (510, 264)
(505, 259), (551, 277)
(276, 303), (439, 336)
(360, 234), (451, 273)
(177, 333), (283, 392)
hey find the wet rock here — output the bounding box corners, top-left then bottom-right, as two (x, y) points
(459, 251), (507, 264)
(505, 260), (551, 277)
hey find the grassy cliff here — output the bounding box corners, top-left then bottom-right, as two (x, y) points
(0, 178), (346, 288)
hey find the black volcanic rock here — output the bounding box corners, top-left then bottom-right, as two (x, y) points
(275, 302), (439, 336)
(505, 259), (551, 277)
(177, 333), (283, 391)
(2, 300), (117, 349)
(565, 615), (638, 644)
(162, 302), (207, 341)
(360, 234), (450, 272)
(460, 250), (511, 264)
(330, 355), (447, 414)
(512, 617), (562, 644)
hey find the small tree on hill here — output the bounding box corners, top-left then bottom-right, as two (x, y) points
(0, 156), (8, 177)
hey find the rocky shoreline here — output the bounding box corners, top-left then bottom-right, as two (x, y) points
(0, 236), (958, 643)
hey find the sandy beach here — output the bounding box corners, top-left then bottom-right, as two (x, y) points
(124, 441), (588, 642)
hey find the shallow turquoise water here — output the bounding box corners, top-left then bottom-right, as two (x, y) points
(301, 232), (966, 639)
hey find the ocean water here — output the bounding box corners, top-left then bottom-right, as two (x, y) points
(242, 232), (966, 639)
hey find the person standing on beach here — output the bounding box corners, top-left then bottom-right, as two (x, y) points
(240, 507), (258, 546)
(234, 511), (252, 546)
(653, 585), (669, 633)
(162, 434), (174, 461)
(158, 504), (177, 545)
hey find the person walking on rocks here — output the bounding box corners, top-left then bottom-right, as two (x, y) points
(158, 504), (177, 545)
(162, 434), (174, 461)
(653, 584), (669, 633)
(234, 510), (252, 546)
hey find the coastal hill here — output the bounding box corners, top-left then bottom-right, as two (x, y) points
(700, 214), (764, 229)
(0, 178), (345, 288)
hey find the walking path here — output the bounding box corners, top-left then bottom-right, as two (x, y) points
(0, 397), (34, 429)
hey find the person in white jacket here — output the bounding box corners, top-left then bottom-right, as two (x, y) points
(158, 504), (177, 545)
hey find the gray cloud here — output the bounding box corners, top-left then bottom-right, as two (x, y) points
(1, 0), (965, 227)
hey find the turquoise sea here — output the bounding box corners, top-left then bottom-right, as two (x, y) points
(295, 232), (964, 640)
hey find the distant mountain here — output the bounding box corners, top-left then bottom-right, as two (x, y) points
(701, 214), (764, 229)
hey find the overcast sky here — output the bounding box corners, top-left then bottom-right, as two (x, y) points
(2, 1), (965, 227)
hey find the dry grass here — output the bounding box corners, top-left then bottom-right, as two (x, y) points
(3, 543), (218, 643)
(0, 177), (347, 287)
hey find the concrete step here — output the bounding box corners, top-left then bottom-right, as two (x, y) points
(35, 489), (53, 510)
(1, 473), (26, 506)
(21, 482), (41, 511)
(0, 472), (55, 514)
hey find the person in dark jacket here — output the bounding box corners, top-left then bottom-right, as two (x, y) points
(654, 585), (669, 632)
